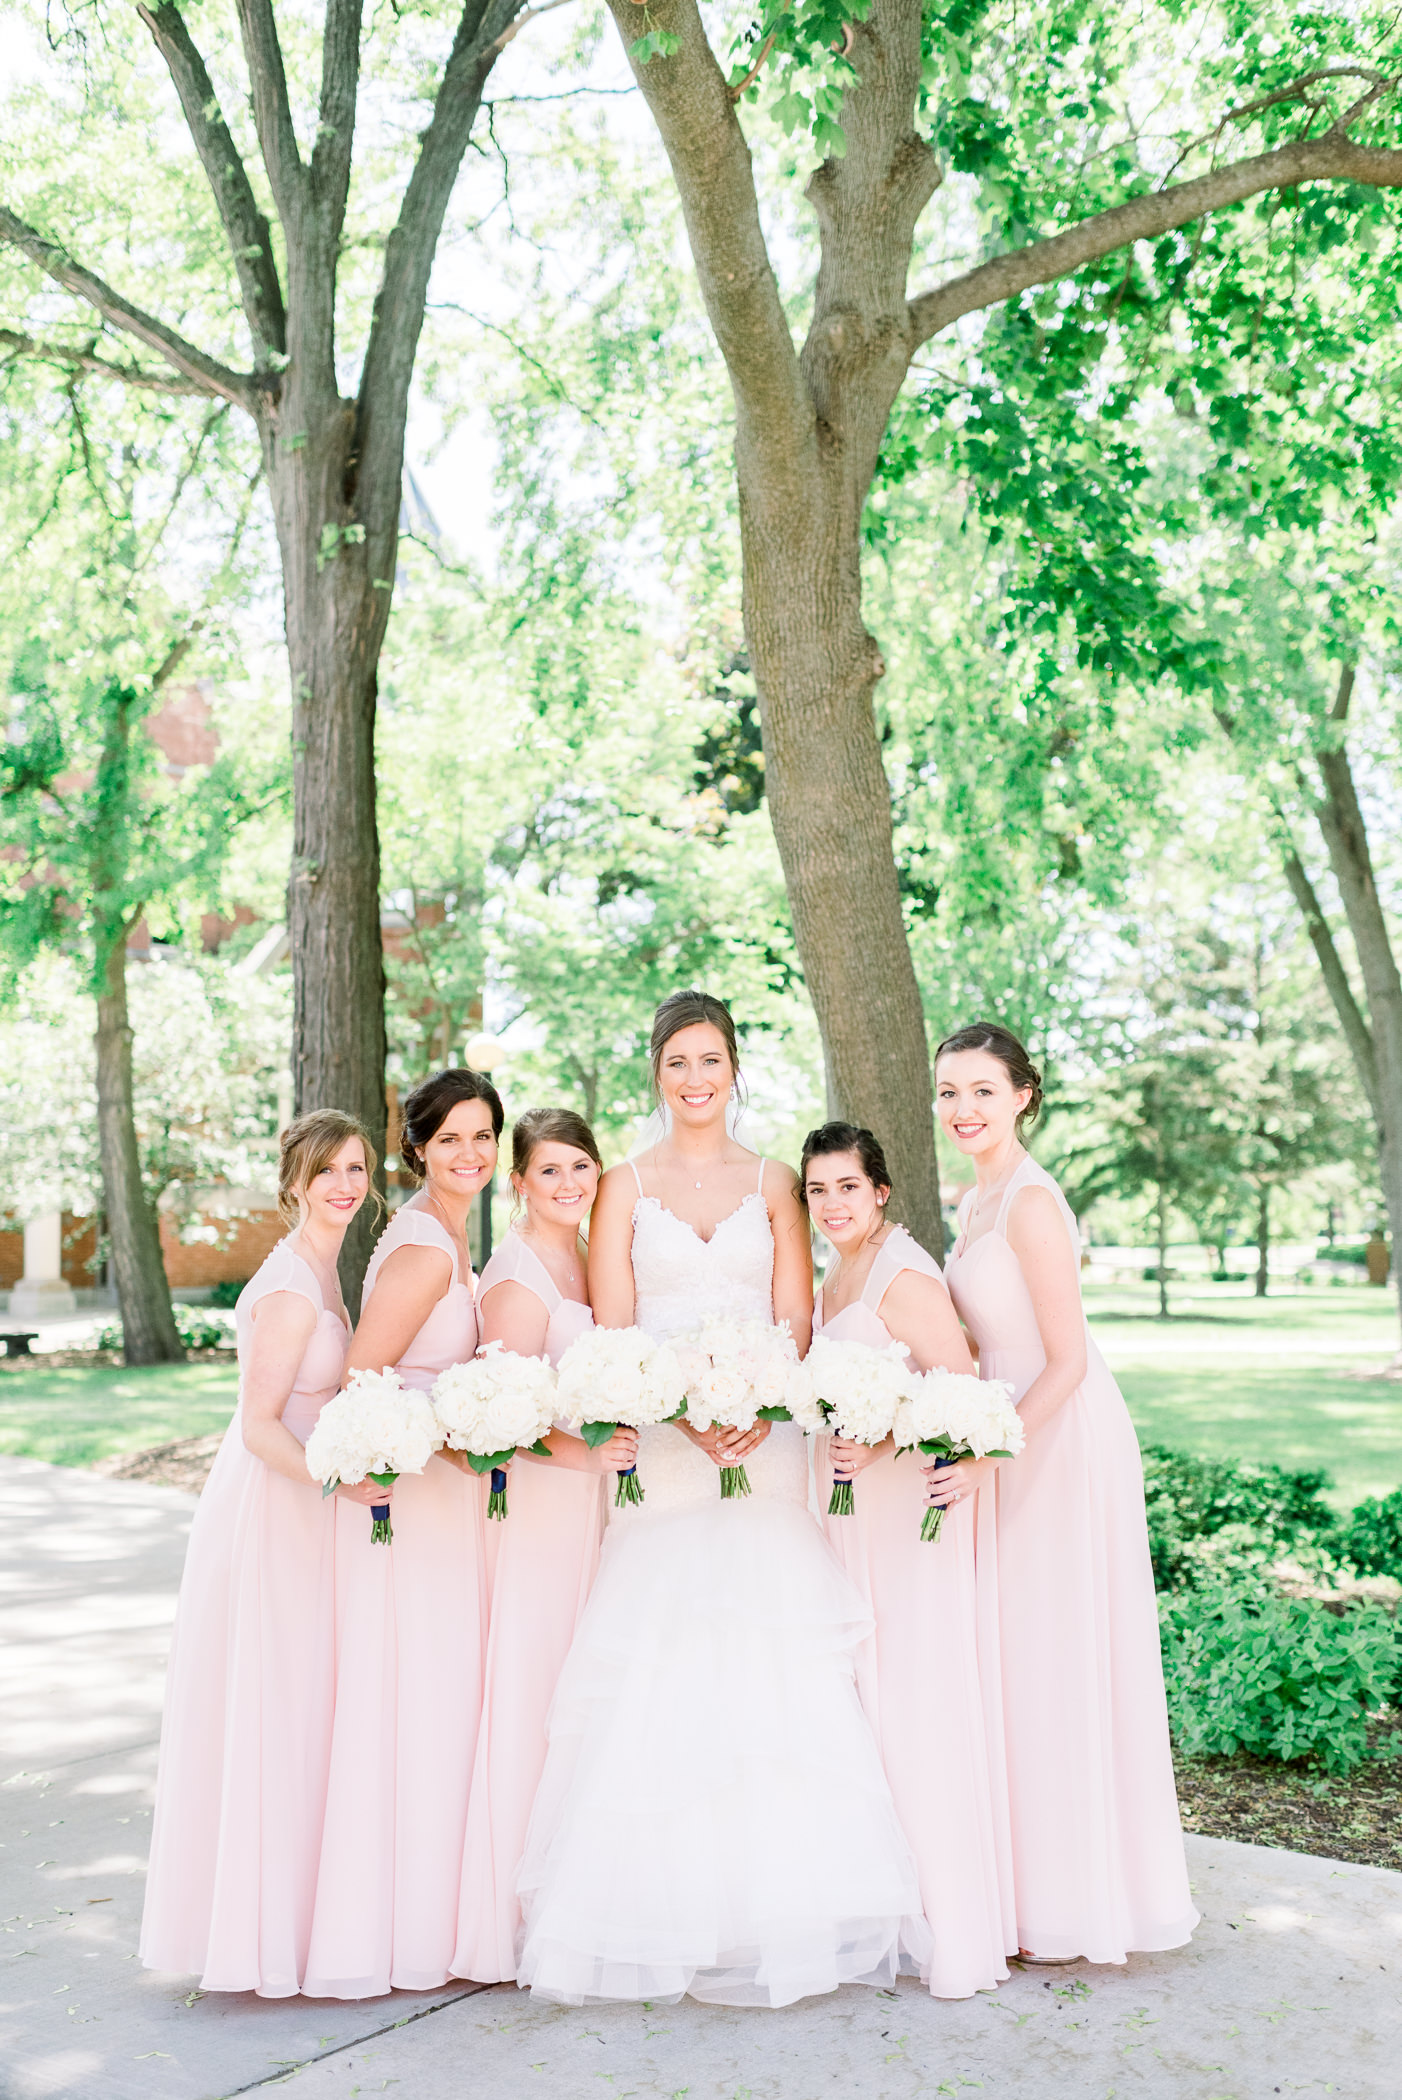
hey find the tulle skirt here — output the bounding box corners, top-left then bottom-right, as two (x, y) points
(515, 1492), (930, 2007)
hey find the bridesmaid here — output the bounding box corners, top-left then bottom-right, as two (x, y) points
(804, 1122), (1014, 1999)
(455, 1108), (637, 1982)
(935, 1023), (1197, 1965)
(304, 1067), (500, 1999)
(141, 1111), (376, 1995)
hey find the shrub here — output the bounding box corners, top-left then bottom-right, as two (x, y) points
(94, 1304), (234, 1353)
(207, 1279), (248, 1309)
(1141, 1444), (1339, 1592)
(1159, 1576), (1400, 1773)
(1342, 1489), (1402, 1581)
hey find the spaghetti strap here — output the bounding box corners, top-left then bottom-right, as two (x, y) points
(627, 1156), (644, 1196)
(755, 1155), (767, 1195)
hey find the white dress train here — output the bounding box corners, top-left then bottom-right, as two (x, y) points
(515, 1159), (929, 2007)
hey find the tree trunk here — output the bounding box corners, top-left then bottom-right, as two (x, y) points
(95, 933), (184, 1365)
(1305, 673), (1402, 1349)
(264, 412), (390, 1313)
(1156, 1184), (1169, 1320)
(1255, 1184), (1269, 1299)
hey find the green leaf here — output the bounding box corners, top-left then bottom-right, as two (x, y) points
(579, 1419), (621, 1449)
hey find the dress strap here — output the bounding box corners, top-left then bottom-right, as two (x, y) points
(755, 1155), (767, 1195)
(627, 1156), (644, 1195)
(993, 1155), (1037, 1236)
(241, 1239), (325, 1319)
(479, 1231), (563, 1314)
(859, 1226), (942, 1311)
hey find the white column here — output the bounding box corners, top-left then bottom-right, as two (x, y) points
(10, 1210), (77, 1320)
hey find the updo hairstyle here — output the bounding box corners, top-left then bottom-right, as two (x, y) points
(278, 1109), (378, 1226)
(934, 1022), (1044, 1132)
(798, 1122), (893, 1208)
(649, 989), (740, 1100)
(399, 1066), (505, 1181)
(511, 1107), (603, 1180)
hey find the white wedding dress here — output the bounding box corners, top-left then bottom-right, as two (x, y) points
(515, 1162), (929, 2006)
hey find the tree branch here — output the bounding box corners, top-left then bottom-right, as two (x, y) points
(136, 1), (287, 364)
(0, 208), (256, 409)
(0, 326), (213, 396)
(311, 0), (364, 243)
(908, 133), (1402, 346)
(355, 0), (521, 535)
(233, 0), (306, 222)
(492, 0), (574, 53)
(599, 0), (812, 483)
(1277, 835), (1381, 1122)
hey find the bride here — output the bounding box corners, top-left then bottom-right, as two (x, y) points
(515, 990), (928, 2007)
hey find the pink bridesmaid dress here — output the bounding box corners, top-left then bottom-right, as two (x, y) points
(812, 1227), (1015, 1998)
(944, 1155), (1198, 1963)
(303, 1198), (490, 1998)
(454, 1232), (604, 1982)
(140, 1240), (348, 1995)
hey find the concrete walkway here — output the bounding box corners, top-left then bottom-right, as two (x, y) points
(2, 1455), (1400, 2100)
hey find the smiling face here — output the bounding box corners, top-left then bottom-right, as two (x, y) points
(935, 1048), (1031, 1163)
(656, 1021), (736, 1132)
(803, 1150), (888, 1255)
(297, 1135), (370, 1229)
(514, 1139), (600, 1232)
(420, 1097), (499, 1203)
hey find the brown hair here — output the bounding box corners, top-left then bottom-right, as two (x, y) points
(399, 1066), (504, 1181)
(649, 989), (740, 1101)
(934, 1022), (1044, 1132)
(798, 1122), (892, 1208)
(278, 1110), (378, 1226)
(511, 1107), (603, 1180)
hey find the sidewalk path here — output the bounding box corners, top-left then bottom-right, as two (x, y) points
(2, 1455), (1400, 2100)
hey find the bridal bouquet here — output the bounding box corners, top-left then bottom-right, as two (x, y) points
(800, 1333), (919, 1517)
(431, 1344), (558, 1520)
(674, 1317), (813, 1499)
(305, 1367), (444, 1544)
(893, 1369), (1024, 1541)
(555, 1326), (687, 1507)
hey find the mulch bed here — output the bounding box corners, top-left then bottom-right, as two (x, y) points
(0, 1346), (233, 1372)
(1177, 1729), (1402, 1872)
(94, 1432), (227, 1494)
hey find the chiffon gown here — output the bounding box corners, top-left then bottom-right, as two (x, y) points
(303, 1198), (490, 1999)
(454, 1231), (605, 1983)
(813, 1227), (1015, 1998)
(140, 1239), (348, 1995)
(944, 1154), (1198, 1964)
(515, 1157), (929, 2008)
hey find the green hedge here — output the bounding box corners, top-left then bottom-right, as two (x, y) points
(1144, 1444), (1401, 1773)
(1159, 1576), (1400, 1772)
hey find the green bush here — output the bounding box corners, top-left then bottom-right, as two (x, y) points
(1142, 1443), (1338, 1592)
(1159, 1576), (1400, 1773)
(207, 1279), (248, 1309)
(1342, 1489), (1402, 1581)
(95, 1304), (234, 1353)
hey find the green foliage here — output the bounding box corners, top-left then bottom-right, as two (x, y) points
(1159, 1573), (1400, 1772)
(1141, 1442), (1339, 1593)
(1342, 1490), (1402, 1582)
(96, 1304), (233, 1353)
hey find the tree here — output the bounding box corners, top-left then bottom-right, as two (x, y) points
(1, 0), (535, 1299)
(589, 0), (1402, 1251)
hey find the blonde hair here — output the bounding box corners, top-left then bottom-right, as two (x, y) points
(278, 1109), (380, 1226)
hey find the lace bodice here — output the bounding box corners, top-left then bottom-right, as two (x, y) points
(619, 1158), (806, 1516)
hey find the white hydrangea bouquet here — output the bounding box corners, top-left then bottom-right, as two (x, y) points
(673, 1317), (814, 1499)
(305, 1366), (444, 1544)
(431, 1344), (558, 1521)
(893, 1368), (1025, 1541)
(555, 1325), (688, 1507)
(799, 1333), (919, 1516)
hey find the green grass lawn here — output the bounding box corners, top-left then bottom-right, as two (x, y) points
(1090, 1280), (1402, 1511)
(0, 1284), (1399, 1513)
(0, 1358), (238, 1469)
